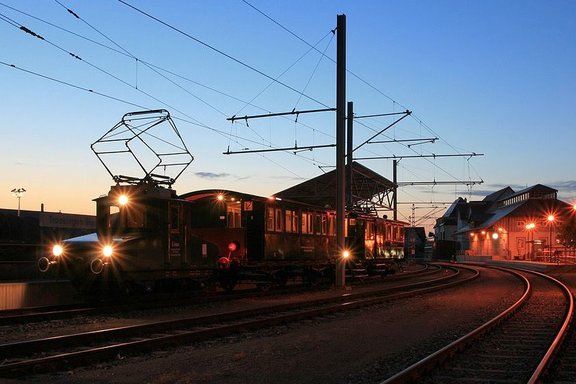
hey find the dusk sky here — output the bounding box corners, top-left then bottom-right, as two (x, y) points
(1, 0), (575, 231)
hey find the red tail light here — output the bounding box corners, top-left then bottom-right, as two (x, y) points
(228, 241), (239, 252)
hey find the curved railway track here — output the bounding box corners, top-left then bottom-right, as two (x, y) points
(0, 264), (476, 378)
(381, 266), (574, 384)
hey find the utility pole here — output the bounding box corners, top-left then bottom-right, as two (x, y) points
(335, 14), (347, 288)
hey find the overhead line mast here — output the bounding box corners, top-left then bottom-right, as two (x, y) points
(222, 15), (349, 288)
(335, 14), (346, 288)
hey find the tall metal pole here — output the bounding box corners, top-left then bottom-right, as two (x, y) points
(335, 14), (347, 288)
(346, 101), (353, 209)
(393, 160), (398, 221)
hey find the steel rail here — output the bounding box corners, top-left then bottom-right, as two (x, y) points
(0, 263), (433, 326)
(380, 266), (574, 384)
(527, 270), (574, 383)
(0, 265), (477, 377)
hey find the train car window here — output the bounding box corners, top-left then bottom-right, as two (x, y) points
(123, 206), (145, 229)
(314, 214), (322, 235)
(107, 205), (119, 231)
(109, 211), (119, 231)
(367, 222), (374, 240)
(275, 208), (284, 232)
(267, 207), (275, 232)
(226, 202), (242, 228)
(285, 210), (293, 233)
(328, 214), (336, 236)
(301, 212), (313, 234)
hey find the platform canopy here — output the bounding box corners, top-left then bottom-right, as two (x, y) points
(275, 162), (396, 215)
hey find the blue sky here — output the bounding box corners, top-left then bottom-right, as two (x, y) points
(1, 0), (575, 230)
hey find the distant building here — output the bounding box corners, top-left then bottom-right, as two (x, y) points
(404, 226), (427, 259)
(434, 184), (574, 261)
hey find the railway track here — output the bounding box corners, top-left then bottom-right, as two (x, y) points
(0, 262), (432, 326)
(381, 267), (574, 384)
(0, 264), (475, 378)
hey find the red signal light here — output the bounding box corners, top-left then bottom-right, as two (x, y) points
(228, 241), (238, 252)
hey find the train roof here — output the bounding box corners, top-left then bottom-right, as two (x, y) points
(179, 189), (331, 210)
(179, 189), (266, 202)
(274, 162), (396, 210)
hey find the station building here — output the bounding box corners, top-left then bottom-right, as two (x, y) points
(434, 184), (575, 261)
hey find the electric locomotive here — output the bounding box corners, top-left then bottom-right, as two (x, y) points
(37, 110), (407, 295)
(38, 181), (219, 293)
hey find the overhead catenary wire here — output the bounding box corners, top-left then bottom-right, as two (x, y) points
(3, 1), (482, 220)
(117, 0), (332, 110)
(48, 1), (338, 168)
(2, 0), (335, 152)
(0, 9), (214, 131)
(242, 0), (482, 164)
(0, 60), (147, 110)
(0, 7), (332, 178)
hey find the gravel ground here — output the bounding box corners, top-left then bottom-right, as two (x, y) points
(3, 266), (523, 384)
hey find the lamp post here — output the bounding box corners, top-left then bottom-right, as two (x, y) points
(547, 215), (555, 262)
(11, 187), (26, 217)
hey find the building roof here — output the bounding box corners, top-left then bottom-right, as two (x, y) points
(450, 184), (571, 234)
(275, 162), (396, 210)
(483, 186), (515, 203)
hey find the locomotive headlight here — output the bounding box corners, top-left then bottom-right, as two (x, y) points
(52, 244), (64, 257)
(118, 194), (129, 206)
(102, 244), (114, 258)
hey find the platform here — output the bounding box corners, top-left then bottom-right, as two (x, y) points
(0, 280), (80, 310)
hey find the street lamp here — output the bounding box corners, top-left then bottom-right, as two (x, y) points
(11, 187), (26, 217)
(547, 215), (555, 262)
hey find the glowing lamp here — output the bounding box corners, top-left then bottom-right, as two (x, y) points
(102, 245), (114, 258)
(118, 195), (129, 206)
(547, 215), (555, 223)
(228, 241), (238, 252)
(492, 233), (499, 240)
(342, 250), (350, 259)
(52, 244), (64, 257)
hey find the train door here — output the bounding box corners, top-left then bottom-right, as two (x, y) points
(168, 202), (185, 267)
(346, 217), (366, 260)
(244, 199), (265, 262)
